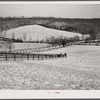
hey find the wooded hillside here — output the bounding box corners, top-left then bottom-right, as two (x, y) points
(0, 17), (100, 39)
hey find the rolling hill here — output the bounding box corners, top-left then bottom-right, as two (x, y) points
(2, 25), (82, 41)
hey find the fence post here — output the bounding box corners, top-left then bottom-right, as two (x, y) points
(45, 54), (47, 59)
(14, 54), (16, 61)
(33, 54), (34, 60)
(21, 54), (23, 60)
(5, 53), (7, 61)
(38, 55), (39, 60)
(27, 54), (29, 60)
(52, 55), (53, 59)
(42, 55), (43, 60)
(55, 55), (56, 58)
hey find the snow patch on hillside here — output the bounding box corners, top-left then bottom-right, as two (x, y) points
(3, 25), (82, 41)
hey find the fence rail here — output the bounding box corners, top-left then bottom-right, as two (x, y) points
(12, 44), (65, 53)
(0, 44), (69, 54)
(78, 39), (100, 46)
(0, 52), (67, 61)
(0, 40), (81, 54)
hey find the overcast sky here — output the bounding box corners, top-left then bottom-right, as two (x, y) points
(0, 4), (100, 18)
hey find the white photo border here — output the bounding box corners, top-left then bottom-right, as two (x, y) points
(0, 1), (100, 99)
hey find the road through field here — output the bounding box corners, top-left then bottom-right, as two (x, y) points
(0, 45), (100, 90)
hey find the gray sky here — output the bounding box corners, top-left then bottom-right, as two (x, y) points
(0, 4), (100, 18)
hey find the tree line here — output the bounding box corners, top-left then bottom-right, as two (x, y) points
(0, 16), (100, 40)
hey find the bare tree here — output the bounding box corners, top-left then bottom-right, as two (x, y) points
(2, 30), (7, 38)
(11, 32), (15, 39)
(23, 33), (27, 41)
(37, 36), (38, 43)
(29, 36), (31, 42)
(96, 34), (100, 42)
(88, 27), (96, 40)
(5, 41), (14, 52)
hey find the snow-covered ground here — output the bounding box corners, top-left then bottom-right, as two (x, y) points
(0, 45), (100, 90)
(0, 43), (50, 51)
(2, 25), (82, 41)
(13, 43), (50, 50)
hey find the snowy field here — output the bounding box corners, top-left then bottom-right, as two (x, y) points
(2, 25), (82, 41)
(0, 45), (100, 90)
(0, 43), (49, 51)
(13, 43), (50, 50)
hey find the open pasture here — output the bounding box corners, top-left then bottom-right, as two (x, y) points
(13, 43), (50, 50)
(0, 43), (50, 52)
(0, 45), (100, 90)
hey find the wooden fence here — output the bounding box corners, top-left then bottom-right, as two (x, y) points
(15, 42), (75, 53)
(1, 44), (69, 54)
(78, 39), (100, 46)
(0, 52), (67, 61)
(13, 45), (60, 53)
(0, 40), (80, 54)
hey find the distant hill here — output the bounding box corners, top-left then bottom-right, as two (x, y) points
(2, 25), (82, 41)
(0, 17), (100, 39)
